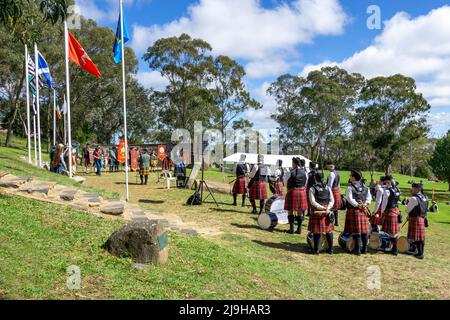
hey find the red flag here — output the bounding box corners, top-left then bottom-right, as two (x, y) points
(68, 32), (101, 79)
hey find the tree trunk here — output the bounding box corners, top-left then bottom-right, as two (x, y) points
(448, 178), (450, 192)
(5, 61), (26, 147)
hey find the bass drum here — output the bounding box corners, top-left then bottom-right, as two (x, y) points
(339, 232), (355, 252)
(258, 212), (278, 230)
(264, 196), (288, 225)
(369, 232), (391, 251)
(306, 232), (329, 252)
(398, 236), (417, 254)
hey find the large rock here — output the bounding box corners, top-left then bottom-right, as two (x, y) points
(0, 177), (32, 189)
(60, 189), (78, 201)
(104, 221), (169, 264)
(100, 201), (125, 215)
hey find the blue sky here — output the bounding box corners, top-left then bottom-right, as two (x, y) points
(76, 0), (450, 137)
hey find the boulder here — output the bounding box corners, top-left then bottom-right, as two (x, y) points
(70, 176), (86, 184)
(104, 221), (169, 264)
(60, 189), (78, 201)
(0, 177), (31, 189)
(100, 201), (125, 215)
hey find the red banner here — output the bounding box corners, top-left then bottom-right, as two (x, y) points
(117, 139), (126, 164)
(157, 144), (166, 161)
(131, 148), (139, 171)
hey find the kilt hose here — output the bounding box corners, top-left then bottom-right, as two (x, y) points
(139, 167), (149, 176)
(408, 216), (426, 241)
(249, 180), (268, 200)
(382, 208), (401, 236)
(275, 181), (285, 196)
(331, 187), (341, 211)
(284, 187), (308, 212)
(232, 177), (247, 195)
(370, 209), (383, 225)
(308, 209), (334, 234)
(344, 208), (370, 234)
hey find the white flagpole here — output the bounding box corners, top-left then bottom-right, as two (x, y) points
(64, 21), (73, 178)
(63, 96), (67, 144)
(34, 43), (42, 167)
(53, 89), (56, 146)
(25, 44), (31, 164)
(120, 0), (129, 201)
(33, 112), (37, 165)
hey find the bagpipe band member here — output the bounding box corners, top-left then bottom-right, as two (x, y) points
(248, 154), (271, 214)
(326, 162), (341, 227)
(138, 148), (151, 185)
(306, 161), (317, 217)
(274, 159), (285, 196)
(405, 183), (429, 259)
(308, 172), (335, 255)
(370, 176), (386, 233)
(284, 157), (308, 234)
(232, 154), (250, 207)
(380, 175), (401, 255)
(344, 169), (372, 255)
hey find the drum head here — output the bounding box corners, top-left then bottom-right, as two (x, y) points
(369, 233), (381, 250)
(306, 233), (329, 251)
(257, 213), (277, 230)
(265, 196), (288, 224)
(397, 236), (409, 253)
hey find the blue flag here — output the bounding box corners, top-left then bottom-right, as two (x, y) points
(37, 51), (53, 88)
(113, 12), (130, 64)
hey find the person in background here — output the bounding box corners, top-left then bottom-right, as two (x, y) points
(109, 147), (117, 173)
(370, 176), (386, 233)
(53, 144), (67, 174)
(232, 154), (250, 207)
(82, 144), (91, 174)
(380, 175), (401, 256)
(248, 154), (271, 215)
(150, 149), (158, 172)
(139, 148), (151, 185)
(326, 162), (342, 227)
(274, 159), (285, 197)
(93, 145), (103, 176)
(306, 161), (317, 217)
(49, 145), (56, 172)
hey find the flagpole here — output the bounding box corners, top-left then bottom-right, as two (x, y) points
(120, 0), (129, 201)
(25, 44), (31, 164)
(53, 89), (56, 146)
(64, 21), (73, 178)
(33, 112), (37, 165)
(34, 43), (42, 167)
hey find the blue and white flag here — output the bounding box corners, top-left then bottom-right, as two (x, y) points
(37, 51), (53, 88)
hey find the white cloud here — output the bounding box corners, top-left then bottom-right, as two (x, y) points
(242, 81), (278, 129)
(134, 71), (169, 91)
(75, 0), (137, 23)
(130, 0), (348, 78)
(301, 6), (450, 112)
(427, 112), (450, 137)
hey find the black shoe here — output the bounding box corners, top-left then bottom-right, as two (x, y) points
(232, 203), (237, 206)
(327, 249), (333, 254)
(416, 255), (424, 260)
(251, 209), (257, 214)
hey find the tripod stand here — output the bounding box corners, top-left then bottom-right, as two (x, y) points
(189, 139), (218, 207)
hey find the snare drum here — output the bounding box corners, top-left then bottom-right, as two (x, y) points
(306, 232), (329, 252)
(264, 196), (288, 225)
(339, 232), (355, 252)
(369, 232), (391, 251)
(398, 236), (417, 254)
(258, 212), (278, 230)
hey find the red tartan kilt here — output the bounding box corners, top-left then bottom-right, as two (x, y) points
(331, 187), (341, 211)
(232, 177), (247, 195)
(306, 187), (312, 209)
(344, 208), (370, 234)
(249, 181), (268, 200)
(382, 208), (400, 236)
(370, 209), (383, 225)
(284, 187), (308, 211)
(308, 211), (334, 233)
(408, 216), (425, 241)
(275, 181), (284, 196)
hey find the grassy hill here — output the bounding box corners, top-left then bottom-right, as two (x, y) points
(0, 133), (449, 299)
